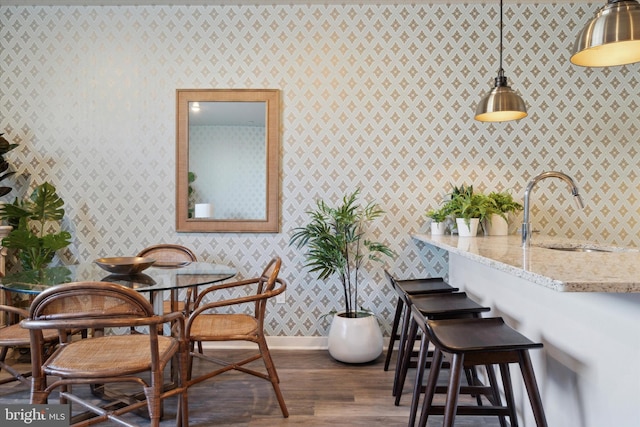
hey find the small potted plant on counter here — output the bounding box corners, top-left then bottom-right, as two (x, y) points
(425, 206), (447, 235)
(443, 185), (493, 237)
(485, 190), (523, 236)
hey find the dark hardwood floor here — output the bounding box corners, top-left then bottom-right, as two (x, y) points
(0, 348), (502, 426)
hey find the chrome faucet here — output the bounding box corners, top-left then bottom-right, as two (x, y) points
(522, 171), (584, 248)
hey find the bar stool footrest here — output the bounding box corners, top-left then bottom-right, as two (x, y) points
(426, 405), (512, 417)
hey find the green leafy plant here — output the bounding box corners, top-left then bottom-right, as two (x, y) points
(0, 182), (72, 270)
(442, 184), (495, 226)
(188, 171), (196, 218)
(290, 189), (395, 318)
(487, 191), (523, 221)
(425, 206), (447, 223)
(0, 133), (19, 198)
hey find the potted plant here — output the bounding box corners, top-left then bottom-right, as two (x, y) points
(0, 182), (72, 271)
(485, 191), (523, 236)
(0, 133), (18, 238)
(425, 206), (447, 235)
(442, 185), (494, 237)
(290, 189), (395, 363)
(0, 133), (18, 200)
(187, 171), (196, 218)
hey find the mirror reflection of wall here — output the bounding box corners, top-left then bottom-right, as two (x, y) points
(187, 100), (267, 221)
(189, 121), (266, 220)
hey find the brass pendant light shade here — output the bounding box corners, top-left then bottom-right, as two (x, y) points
(571, 0), (640, 67)
(475, 0), (527, 123)
(475, 72), (527, 122)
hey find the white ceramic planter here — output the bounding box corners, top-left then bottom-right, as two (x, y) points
(430, 221), (446, 235)
(455, 218), (479, 237)
(485, 213), (509, 236)
(327, 311), (383, 364)
(0, 225), (12, 239)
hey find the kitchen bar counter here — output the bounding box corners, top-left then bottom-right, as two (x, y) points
(412, 233), (640, 292)
(412, 232), (640, 427)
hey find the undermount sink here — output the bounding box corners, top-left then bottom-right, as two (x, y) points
(545, 246), (612, 253)
(534, 242), (635, 253)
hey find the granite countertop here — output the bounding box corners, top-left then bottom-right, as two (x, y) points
(411, 233), (640, 293)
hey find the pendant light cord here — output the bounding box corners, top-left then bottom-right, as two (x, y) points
(497, 0), (506, 84)
(499, 0), (503, 74)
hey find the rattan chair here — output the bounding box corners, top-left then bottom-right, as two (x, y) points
(186, 257), (288, 418)
(136, 244), (198, 315)
(22, 281), (189, 427)
(0, 304), (58, 386)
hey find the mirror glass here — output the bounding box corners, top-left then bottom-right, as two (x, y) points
(176, 89), (280, 233)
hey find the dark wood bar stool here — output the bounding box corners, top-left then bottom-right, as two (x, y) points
(417, 314), (548, 427)
(395, 292), (491, 415)
(383, 270), (457, 373)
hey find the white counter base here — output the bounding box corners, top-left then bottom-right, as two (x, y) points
(446, 251), (640, 427)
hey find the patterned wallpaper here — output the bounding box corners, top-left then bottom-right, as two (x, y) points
(1, 3), (639, 339)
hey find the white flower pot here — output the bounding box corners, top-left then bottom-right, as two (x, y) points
(0, 225), (12, 239)
(456, 218), (479, 237)
(485, 214), (509, 236)
(430, 221), (446, 235)
(328, 311), (383, 364)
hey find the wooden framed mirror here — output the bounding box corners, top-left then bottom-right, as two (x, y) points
(176, 89), (280, 233)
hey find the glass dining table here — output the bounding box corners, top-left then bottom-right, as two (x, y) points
(0, 261), (237, 315)
(0, 260), (236, 422)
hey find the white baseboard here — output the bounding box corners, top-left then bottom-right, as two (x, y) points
(201, 336), (392, 351)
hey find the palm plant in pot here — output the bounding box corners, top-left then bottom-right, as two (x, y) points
(290, 189), (395, 363)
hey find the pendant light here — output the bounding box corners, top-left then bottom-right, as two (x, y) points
(571, 0), (640, 67)
(475, 0), (527, 123)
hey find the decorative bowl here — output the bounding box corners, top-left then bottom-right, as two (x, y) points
(94, 257), (156, 275)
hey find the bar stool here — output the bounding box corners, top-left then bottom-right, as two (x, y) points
(383, 271), (457, 372)
(417, 314), (548, 427)
(395, 292), (491, 415)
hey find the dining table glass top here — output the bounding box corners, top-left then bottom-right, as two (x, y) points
(0, 261), (237, 295)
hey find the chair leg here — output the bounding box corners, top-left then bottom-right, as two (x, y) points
(418, 347), (443, 427)
(144, 368), (164, 427)
(518, 350), (549, 427)
(258, 338), (289, 418)
(392, 300), (411, 397)
(0, 346), (31, 386)
(464, 366), (484, 406)
(384, 297), (403, 371)
(0, 346), (8, 369)
(442, 352), (464, 427)
(409, 331), (430, 427)
(177, 342), (190, 427)
(394, 317), (417, 404)
(187, 341), (196, 381)
(496, 363), (517, 427)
